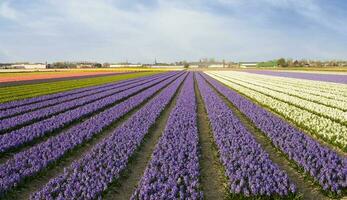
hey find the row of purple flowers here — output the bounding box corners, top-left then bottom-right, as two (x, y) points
(132, 73), (202, 199)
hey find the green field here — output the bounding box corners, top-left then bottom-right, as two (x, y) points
(0, 72), (160, 103)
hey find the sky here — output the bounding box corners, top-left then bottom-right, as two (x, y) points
(0, 0), (347, 63)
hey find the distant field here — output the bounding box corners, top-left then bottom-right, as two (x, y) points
(0, 72), (159, 103)
(0, 71), (121, 83)
(0, 67), (184, 73)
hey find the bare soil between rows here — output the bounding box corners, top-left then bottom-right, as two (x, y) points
(194, 74), (229, 200)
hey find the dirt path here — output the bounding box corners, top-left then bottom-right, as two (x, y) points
(102, 76), (185, 200)
(205, 77), (330, 200)
(194, 75), (229, 200)
(0, 75), (182, 200)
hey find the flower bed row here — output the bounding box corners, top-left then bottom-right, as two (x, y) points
(132, 73), (202, 199)
(0, 73), (180, 154)
(196, 74), (296, 198)
(0, 72), (184, 195)
(30, 73), (186, 199)
(202, 73), (347, 196)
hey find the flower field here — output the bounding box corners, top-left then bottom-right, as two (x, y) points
(0, 71), (121, 84)
(0, 72), (160, 103)
(0, 70), (345, 199)
(206, 71), (347, 152)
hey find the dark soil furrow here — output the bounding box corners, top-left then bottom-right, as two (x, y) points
(194, 74), (229, 200)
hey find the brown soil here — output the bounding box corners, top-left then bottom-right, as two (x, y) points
(194, 74), (229, 200)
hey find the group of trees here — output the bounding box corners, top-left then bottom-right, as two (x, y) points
(260, 58), (347, 68)
(277, 58), (311, 67)
(48, 62), (102, 69)
(262, 58), (306, 67)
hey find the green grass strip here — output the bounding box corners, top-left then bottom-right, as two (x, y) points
(0, 72), (160, 103)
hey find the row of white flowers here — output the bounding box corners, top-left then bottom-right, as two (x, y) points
(234, 71), (347, 97)
(206, 72), (347, 151)
(229, 72), (347, 103)
(210, 72), (347, 125)
(223, 73), (347, 111)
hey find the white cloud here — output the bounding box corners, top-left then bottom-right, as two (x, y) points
(0, 0), (346, 62)
(0, 0), (19, 20)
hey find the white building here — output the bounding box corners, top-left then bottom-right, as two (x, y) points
(10, 63), (46, 69)
(151, 65), (184, 68)
(76, 64), (95, 68)
(109, 64), (142, 68)
(239, 62), (258, 68)
(208, 64), (225, 68)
